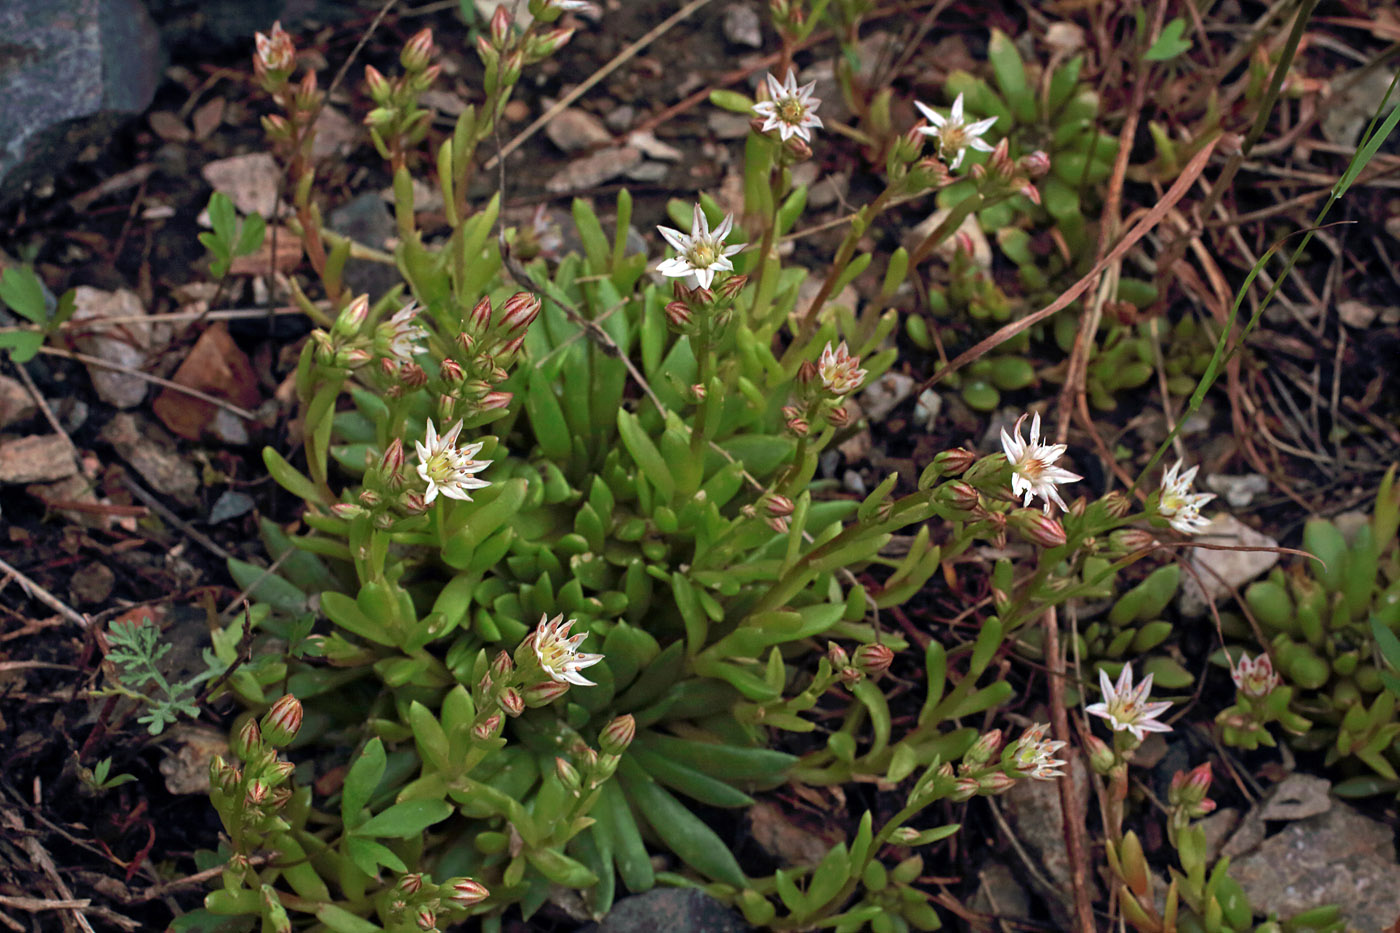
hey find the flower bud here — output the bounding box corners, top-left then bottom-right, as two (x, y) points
(1108, 528), (1158, 554)
(380, 438), (405, 478)
(478, 391), (513, 412)
(522, 679), (571, 707)
(260, 694), (304, 746)
(762, 493), (794, 518)
(1085, 734), (1116, 775)
(664, 301), (692, 330)
(978, 771), (1017, 795)
(1101, 490), (1132, 518)
(1010, 509), (1067, 548)
(786, 415), (809, 437)
(499, 292), (541, 334)
(964, 728), (1003, 765)
(331, 502), (367, 520)
(416, 908), (437, 932)
(490, 5), (513, 48)
(890, 827), (921, 845)
(398, 873), (424, 895)
(400, 491), (428, 514)
(932, 447), (976, 476)
(497, 687), (525, 717)
(532, 27), (574, 59)
(363, 65), (392, 105)
(689, 384), (707, 402)
(719, 274), (749, 299)
(826, 642), (851, 670)
(950, 776), (979, 801)
(293, 69), (322, 111)
(491, 650), (514, 681)
(475, 33), (499, 67)
(555, 757), (582, 792)
(599, 714), (636, 755)
(473, 714), (502, 741)
(853, 643), (894, 677)
(401, 27), (436, 72)
(446, 877), (490, 909)
(1019, 150), (1051, 178)
(235, 718), (262, 761)
(935, 480), (981, 514)
(245, 779), (269, 805)
(334, 294), (371, 338)
(827, 405), (851, 428)
(438, 358), (465, 385)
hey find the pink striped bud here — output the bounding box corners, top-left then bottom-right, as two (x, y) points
(447, 877), (490, 908)
(235, 718), (262, 760)
(1010, 509), (1067, 548)
(473, 714), (502, 741)
(664, 301), (692, 329)
(254, 21), (296, 77)
(950, 776), (979, 801)
(497, 687), (525, 717)
(599, 714), (636, 755)
(478, 391), (513, 412)
(245, 779), (269, 805)
(439, 358), (465, 384)
(468, 295), (494, 335)
(401, 28), (436, 72)
(500, 292), (541, 334)
(490, 5), (512, 48)
(555, 757), (582, 791)
(522, 679), (571, 707)
(397, 873), (424, 895)
(719, 274), (749, 299)
(853, 643), (894, 677)
(363, 65), (392, 104)
(331, 502), (367, 519)
(1019, 150), (1050, 178)
(380, 438), (405, 477)
(415, 908), (437, 931)
(762, 494), (794, 518)
(400, 491), (428, 514)
(827, 405), (850, 428)
(259, 694), (303, 746)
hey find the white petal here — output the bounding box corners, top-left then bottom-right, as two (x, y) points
(913, 100), (945, 127)
(656, 257), (694, 278)
(657, 225), (689, 253)
(752, 101), (777, 118)
(967, 115), (998, 136)
(968, 137), (995, 154)
(693, 267), (715, 289)
(765, 72), (784, 99)
(714, 213), (734, 240)
(950, 93), (965, 122)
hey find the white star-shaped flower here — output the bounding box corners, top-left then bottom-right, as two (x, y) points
(752, 70), (824, 143)
(529, 613), (603, 686)
(1085, 663), (1173, 742)
(914, 93), (997, 170)
(379, 302), (430, 364)
(656, 205), (743, 290)
(1007, 723), (1067, 780)
(818, 341), (867, 396)
(414, 419), (492, 504)
(1000, 412), (1082, 514)
(1158, 459), (1216, 535)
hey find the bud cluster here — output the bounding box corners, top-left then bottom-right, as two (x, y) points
(208, 695), (304, 842)
(363, 28), (441, 166)
(383, 871), (491, 932)
(663, 276), (747, 337)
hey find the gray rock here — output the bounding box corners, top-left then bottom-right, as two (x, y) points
(326, 192), (400, 300)
(1230, 801), (1400, 929)
(1257, 773), (1332, 822)
(0, 375), (37, 428)
(70, 286), (155, 408)
(860, 372), (916, 421)
(208, 489), (254, 524)
(1178, 514), (1279, 617)
(1204, 473), (1268, 509)
(100, 412), (199, 505)
(0, 0), (162, 207)
(546, 147), (643, 194)
(1001, 754), (1098, 929)
(722, 3), (763, 48)
(69, 562), (115, 605)
(594, 889), (747, 933)
(625, 161), (670, 183)
(545, 108), (613, 153)
(0, 434), (78, 483)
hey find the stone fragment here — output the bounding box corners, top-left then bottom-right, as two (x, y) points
(71, 286), (156, 408)
(1001, 755), (1098, 930)
(311, 106), (359, 161)
(905, 207), (991, 271)
(0, 434), (78, 483)
(546, 147), (642, 194)
(100, 413), (200, 506)
(627, 130), (682, 162)
(596, 888), (746, 933)
(0, 0), (162, 207)
(327, 192), (400, 299)
(209, 490), (254, 525)
(1230, 801), (1400, 929)
(152, 323), (261, 441)
(1257, 772), (1332, 822)
(722, 3), (763, 48)
(860, 372), (916, 421)
(707, 111), (753, 140)
(0, 375), (37, 428)
(69, 562), (115, 605)
(201, 152), (281, 218)
(1204, 473), (1268, 509)
(1178, 514), (1279, 617)
(545, 108), (613, 153)
(160, 725), (229, 795)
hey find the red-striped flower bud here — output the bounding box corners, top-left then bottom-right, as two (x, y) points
(664, 301), (692, 329)
(555, 756), (582, 792)
(473, 714), (502, 741)
(522, 679), (571, 707)
(363, 65), (392, 105)
(490, 5), (512, 49)
(415, 908), (437, 932)
(397, 873), (424, 895)
(259, 694), (303, 746)
(762, 493), (794, 518)
(401, 27), (436, 72)
(234, 718), (262, 761)
(499, 292), (541, 334)
(468, 295), (493, 335)
(478, 391), (513, 412)
(599, 714), (636, 755)
(380, 438), (405, 477)
(853, 643), (894, 677)
(1010, 509), (1067, 548)
(447, 877), (490, 909)
(827, 405), (851, 428)
(497, 687), (525, 717)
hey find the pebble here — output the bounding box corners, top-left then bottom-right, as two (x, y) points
(0, 434), (77, 483)
(722, 3), (763, 48)
(0, 374), (36, 428)
(71, 286), (157, 409)
(545, 108), (613, 153)
(100, 412), (200, 506)
(545, 146), (642, 193)
(1177, 514), (1279, 617)
(1205, 473), (1268, 508)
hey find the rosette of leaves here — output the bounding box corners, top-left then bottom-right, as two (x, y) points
(1220, 466), (1400, 793)
(215, 187), (1052, 931)
(905, 244), (1035, 412)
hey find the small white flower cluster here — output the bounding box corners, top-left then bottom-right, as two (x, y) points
(656, 206), (744, 290)
(751, 70), (824, 144)
(529, 613), (604, 686)
(914, 93), (997, 170)
(1157, 459), (1216, 535)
